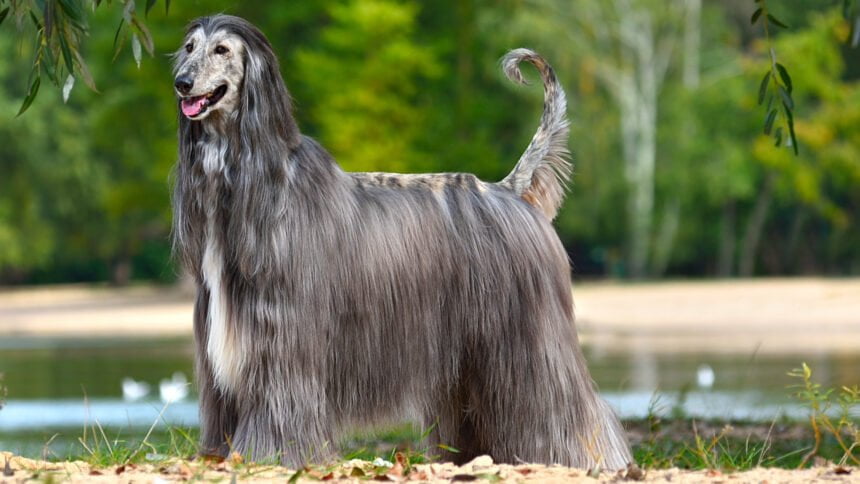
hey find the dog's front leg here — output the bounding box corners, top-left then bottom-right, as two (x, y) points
(193, 287), (238, 457)
(230, 375), (335, 468)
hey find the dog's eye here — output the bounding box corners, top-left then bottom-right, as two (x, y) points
(214, 45), (229, 55)
(185, 43), (193, 53)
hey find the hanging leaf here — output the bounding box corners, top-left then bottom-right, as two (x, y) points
(113, 27), (129, 61)
(767, 14), (789, 29)
(130, 15), (155, 54)
(113, 18), (125, 49)
(775, 63), (792, 93)
(58, 31), (74, 72)
(165, 0), (171, 14)
(42, 48), (59, 85)
(784, 106), (799, 155)
(774, 126), (783, 147)
(757, 70), (770, 105)
(44, 1), (55, 39)
(17, 76), (41, 116)
(145, 0), (157, 16)
(73, 49), (97, 90)
(29, 10), (42, 29)
(779, 86), (794, 110)
(132, 33), (142, 67)
(123, 0), (136, 23)
(0, 7), (9, 27)
(62, 74), (75, 103)
(751, 8), (763, 25)
(763, 108), (777, 135)
(58, 0), (86, 30)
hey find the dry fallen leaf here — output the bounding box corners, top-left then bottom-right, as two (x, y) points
(451, 474), (478, 481)
(388, 452), (406, 478)
(624, 462), (646, 481)
(229, 451), (244, 465)
(409, 470), (429, 480)
(199, 453), (226, 464)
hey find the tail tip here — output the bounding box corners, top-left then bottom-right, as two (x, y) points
(501, 48), (543, 85)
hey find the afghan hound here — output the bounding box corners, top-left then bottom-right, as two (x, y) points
(171, 14), (631, 470)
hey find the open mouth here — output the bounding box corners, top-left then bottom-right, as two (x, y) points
(180, 84), (228, 118)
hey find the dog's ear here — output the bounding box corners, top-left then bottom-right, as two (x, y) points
(227, 28), (300, 280)
(236, 33), (300, 151)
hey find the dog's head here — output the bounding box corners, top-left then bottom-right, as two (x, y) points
(173, 15), (275, 122)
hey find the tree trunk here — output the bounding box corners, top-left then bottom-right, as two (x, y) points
(651, 0), (700, 278)
(738, 175), (775, 277)
(651, 198), (680, 276)
(717, 202), (736, 277)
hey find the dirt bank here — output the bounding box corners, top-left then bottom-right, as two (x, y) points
(1, 278), (859, 354)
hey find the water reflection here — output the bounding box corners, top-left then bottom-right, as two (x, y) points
(1, 337), (858, 431)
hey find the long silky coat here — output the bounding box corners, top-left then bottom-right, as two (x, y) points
(172, 14), (632, 469)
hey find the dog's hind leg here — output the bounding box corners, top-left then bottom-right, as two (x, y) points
(194, 288), (238, 458)
(471, 323), (632, 469)
(424, 389), (487, 465)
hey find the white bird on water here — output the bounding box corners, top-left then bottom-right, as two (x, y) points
(159, 372), (190, 403)
(697, 364), (715, 389)
(121, 377), (151, 401)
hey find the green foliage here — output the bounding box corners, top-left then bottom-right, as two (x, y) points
(751, 0), (799, 154)
(75, 418), (197, 467)
(0, 0), (166, 115)
(788, 362), (860, 467)
(294, 0), (442, 173)
(0, 1), (859, 282)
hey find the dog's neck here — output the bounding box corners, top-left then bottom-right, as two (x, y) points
(195, 118), (235, 177)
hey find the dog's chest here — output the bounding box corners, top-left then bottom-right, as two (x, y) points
(198, 139), (244, 393)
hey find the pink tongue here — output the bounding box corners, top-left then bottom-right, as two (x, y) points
(181, 96), (207, 117)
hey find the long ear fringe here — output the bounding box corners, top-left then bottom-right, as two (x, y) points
(172, 111), (206, 280)
(228, 28), (301, 280)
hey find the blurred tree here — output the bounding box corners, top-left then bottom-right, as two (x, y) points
(293, 0), (441, 173)
(0, 1), (858, 284)
(488, 0), (692, 278)
(0, 0), (163, 114)
(747, 10), (860, 275)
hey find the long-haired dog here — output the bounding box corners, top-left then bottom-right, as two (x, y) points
(172, 14), (631, 469)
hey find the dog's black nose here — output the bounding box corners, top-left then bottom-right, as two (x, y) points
(174, 76), (194, 95)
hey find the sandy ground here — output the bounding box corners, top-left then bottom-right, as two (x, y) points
(1, 278), (858, 354)
(1, 452), (857, 483)
(573, 278), (860, 354)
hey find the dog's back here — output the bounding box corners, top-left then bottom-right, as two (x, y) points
(279, 50), (631, 469)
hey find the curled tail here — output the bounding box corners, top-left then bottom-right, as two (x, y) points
(498, 49), (571, 220)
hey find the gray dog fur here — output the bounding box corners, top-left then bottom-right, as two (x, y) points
(171, 14), (632, 469)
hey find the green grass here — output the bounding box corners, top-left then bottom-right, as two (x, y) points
(61, 418), (856, 472)
(631, 362), (859, 471)
(24, 362), (860, 472)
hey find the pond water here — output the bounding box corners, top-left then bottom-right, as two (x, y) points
(1, 337), (858, 458)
